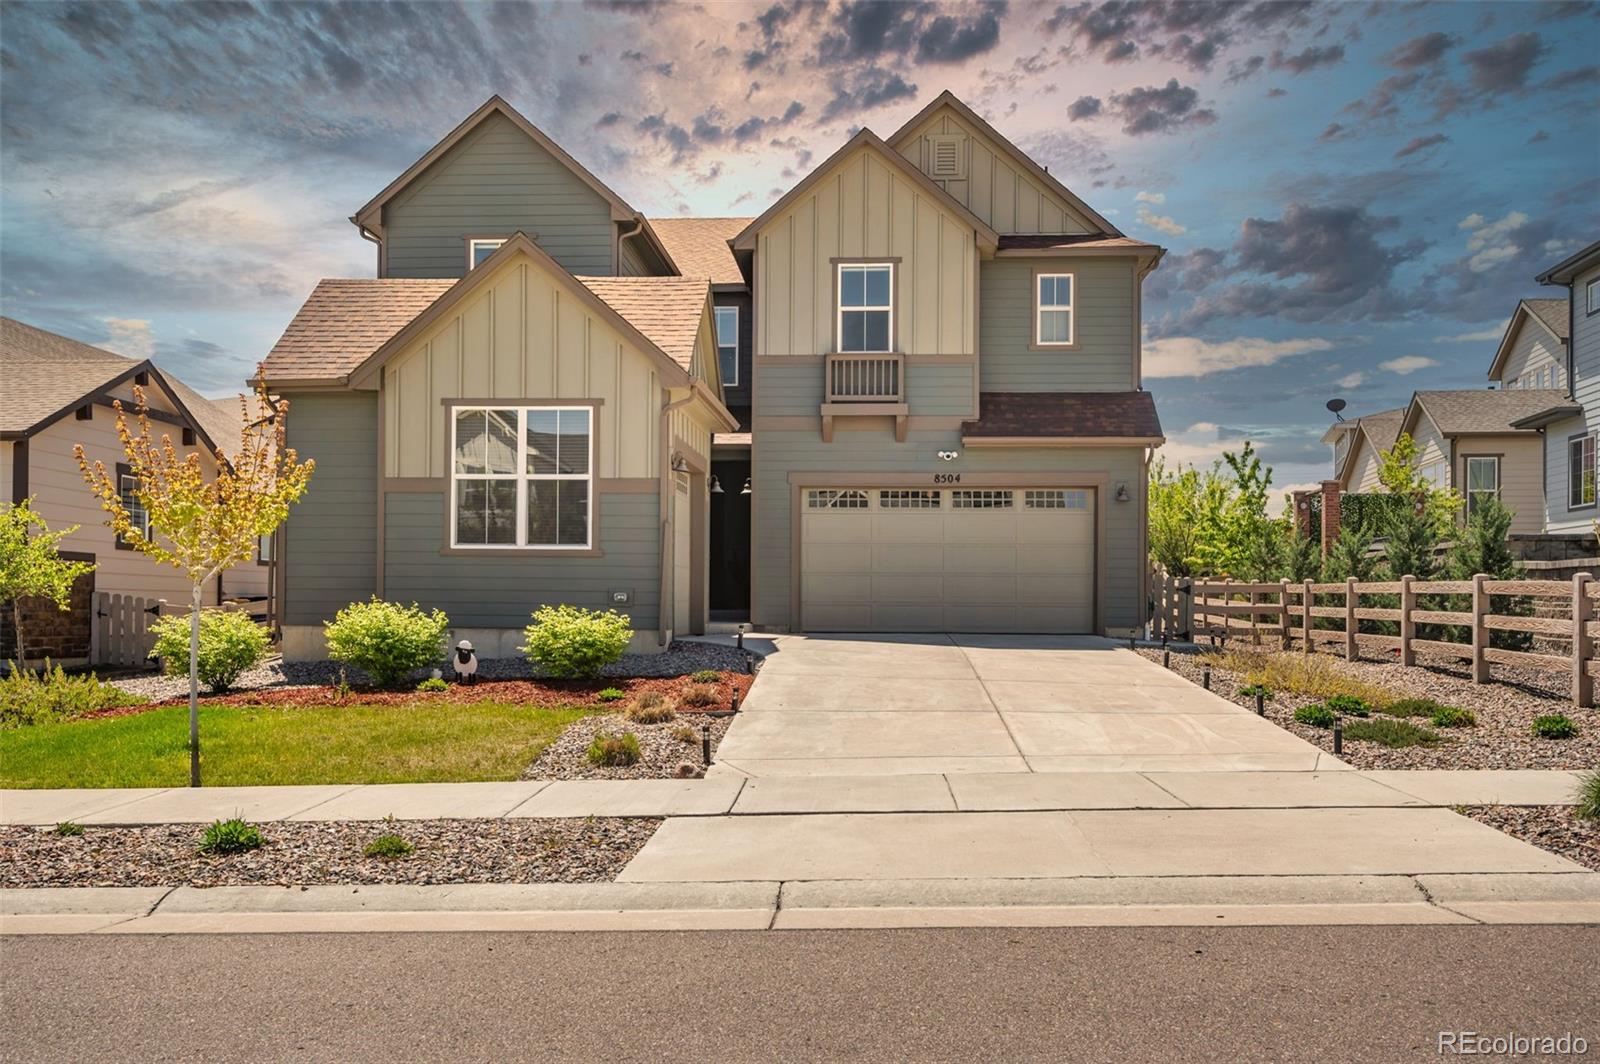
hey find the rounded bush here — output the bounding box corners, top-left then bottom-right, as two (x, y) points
(324, 598), (450, 687)
(1531, 713), (1579, 740)
(199, 817), (263, 855)
(690, 669), (721, 684)
(363, 833), (414, 859)
(415, 677), (448, 692)
(1237, 683), (1273, 701)
(1428, 706), (1476, 728)
(1293, 704), (1336, 728)
(596, 687), (626, 703)
(150, 609), (270, 693)
(521, 605), (632, 680)
(1321, 694), (1372, 718)
(1382, 697), (1446, 719)
(586, 730), (641, 766)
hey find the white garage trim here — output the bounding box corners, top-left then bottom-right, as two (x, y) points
(787, 471), (1109, 634)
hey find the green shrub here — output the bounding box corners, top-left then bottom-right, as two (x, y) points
(1576, 770), (1600, 821)
(1238, 683), (1273, 701)
(363, 833), (414, 859)
(324, 598), (450, 687)
(677, 683), (719, 708)
(415, 677), (448, 692)
(596, 686), (626, 702)
(1428, 706), (1476, 728)
(690, 669), (721, 684)
(198, 818), (264, 855)
(625, 692), (675, 724)
(0, 663), (140, 728)
(149, 609), (270, 694)
(1293, 704), (1336, 728)
(1342, 718), (1442, 748)
(54, 821), (85, 837)
(1381, 697), (1447, 718)
(520, 605), (632, 680)
(1531, 713), (1579, 740)
(1321, 694), (1371, 718)
(586, 730), (641, 766)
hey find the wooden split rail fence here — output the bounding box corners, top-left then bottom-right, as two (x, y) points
(1149, 568), (1597, 708)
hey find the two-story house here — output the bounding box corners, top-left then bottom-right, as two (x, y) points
(259, 92), (1165, 659)
(1522, 240), (1600, 534)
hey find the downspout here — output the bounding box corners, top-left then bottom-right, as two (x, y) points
(355, 222), (384, 277)
(618, 215), (646, 275)
(658, 390), (695, 646)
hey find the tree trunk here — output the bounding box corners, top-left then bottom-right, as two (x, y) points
(189, 585), (201, 787)
(10, 598), (24, 675)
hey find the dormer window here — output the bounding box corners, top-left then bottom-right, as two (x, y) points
(467, 238), (506, 270)
(837, 263), (893, 353)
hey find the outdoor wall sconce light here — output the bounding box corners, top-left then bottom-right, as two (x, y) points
(1115, 483), (1131, 502)
(709, 476), (723, 494)
(670, 453), (688, 472)
(740, 477), (752, 495)
(937, 450), (959, 462)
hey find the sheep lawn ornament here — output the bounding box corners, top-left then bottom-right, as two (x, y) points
(453, 640), (478, 685)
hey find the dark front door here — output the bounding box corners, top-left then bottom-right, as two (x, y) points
(710, 458), (751, 617)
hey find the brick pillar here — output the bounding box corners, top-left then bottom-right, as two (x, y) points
(1291, 490), (1314, 538)
(1320, 480), (1341, 554)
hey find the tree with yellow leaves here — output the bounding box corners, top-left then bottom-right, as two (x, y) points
(77, 380), (313, 786)
(1, 498), (95, 671)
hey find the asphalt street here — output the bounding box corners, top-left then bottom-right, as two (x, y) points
(4, 925), (1597, 1062)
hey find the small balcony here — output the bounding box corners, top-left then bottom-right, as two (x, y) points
(821, 353), (908, 442)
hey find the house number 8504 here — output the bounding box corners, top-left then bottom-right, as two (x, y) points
(933, 473), (961, 484)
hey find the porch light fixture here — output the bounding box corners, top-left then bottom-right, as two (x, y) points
(937, 450), (959, 462)
(670, 453), (688, 473)
(710, 476), (724, 494)
(740, 477), (752, 495)
(1115, 483), (1131, 502)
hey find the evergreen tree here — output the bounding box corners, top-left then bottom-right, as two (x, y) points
(1382, 496), (1439, 580)
(1447, 495), (1517, 579)
(1323, 523), (1378, 582)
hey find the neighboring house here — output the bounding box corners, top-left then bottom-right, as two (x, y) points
(1324, 407), (1405, 492)
(1488, 298), (1569, 392)
(1522, 240), (1600, 535)
(261, 90), (1164, 658)
(0, 318), (271, 665)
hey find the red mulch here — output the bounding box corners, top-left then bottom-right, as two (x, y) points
(125, 672), (753, 715)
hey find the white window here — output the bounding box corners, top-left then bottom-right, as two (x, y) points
(117, 468), (151, 543)
(951, 490), (1013, 510)
(1464, 456), (1500, 516)
(1570, 434), (1596, 509)
(1036, 273), (1075, 346)
(1419, 462), (1446, 489)
(879, 489), (940, 509)
(468, 238), (506, 269)
(714, 305), (739, 387)
(451, 406), (592, 548)
(1587, 277), (1598, 316)
(807, 489), (868, 510)
(837, 264), (893, 353)
(257, 532), (273, 564)
(1025, 489), (1089, 510)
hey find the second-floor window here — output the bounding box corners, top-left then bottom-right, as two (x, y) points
(715, 305), (739, 387)
(1464, 456), (1500, 516)
(452, 406), (592, 549)
(1036, 273), (1075, 346)
(1570, 434), (1596, 509)
(1588, 277), (1598, 316)
(116, 464), (151, 550)
(838, 263), (892, 353)
(468, 238), (506, 269)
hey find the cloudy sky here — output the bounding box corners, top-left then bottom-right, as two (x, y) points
(2, 0), (1597, 501)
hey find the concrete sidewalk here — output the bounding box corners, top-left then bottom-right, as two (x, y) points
(5, 872), (1597, 934)
(2, 769), (1586, 824)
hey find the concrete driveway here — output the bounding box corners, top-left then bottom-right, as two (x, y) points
(713, 634), (1335, 777)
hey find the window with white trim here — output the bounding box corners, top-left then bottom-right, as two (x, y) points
(714, 305), (739, 387)
(807, 489), (869, 509)
(451, 406), (592, 548)
(880, 490), (940, 509)
(1570, 434), (1596, 509)
(468, 238), (506, 269)
(116, 464), (151, 548)
(1025, 489), (1089, 510)
(1036, 273), (1074, 346)
(1464, 456), (1500, 516)
(951, 490), (1013, 510)
(837, 264), (892, 353)
(1588, 277), (1598, 316)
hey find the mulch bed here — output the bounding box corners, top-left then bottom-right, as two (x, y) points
(120, 672), (753, 716)
(524, 713), (735, 780)
(0, 818), (660, 888)
(1140, 644), (1600, 770)
(1461, 806), (1600, 872)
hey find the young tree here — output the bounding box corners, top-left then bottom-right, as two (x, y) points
(1323, 523), (1379, 583)
(77, 382), (313, 786)
(0, 499), (95, 670)
(1148, 458), (1201, 576)
(1377, 432), (1461, 535)
(1382, 497), (1439, 581)
(1446, 495), (1517, 580)
(1280, 517), (1322, 583)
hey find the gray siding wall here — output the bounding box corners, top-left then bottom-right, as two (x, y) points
(384, 491), (661, 629)
(1546, 262), (1600, 533)
(979, 257), (1137, 392)
(715, 291), (754, 416)
(759, 360), (974, 416)
(383, 112), (615, 279)
(752, 428), (1145, 631)
(283, 392), (378, 626)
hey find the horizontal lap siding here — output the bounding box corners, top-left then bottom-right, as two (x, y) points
(1457, 436), (1543, 535)
(1550, 263), (1600, 532)
(980, 257), (1135, 392)
(383, 492), (660, 629)
(1499, 320), (1563, 386)
(754, 431), (1144, 630)
(283, 392), (377, 626)
(384, 113), (614, 278)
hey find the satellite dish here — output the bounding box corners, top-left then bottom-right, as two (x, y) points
(1326, 398), (1347, 421)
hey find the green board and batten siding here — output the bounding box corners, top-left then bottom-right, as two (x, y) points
(980, 257), (1136, 392)
(282, 392), (378, 627)
(383, 112), (615, 279)
(383, 492), (660, 629)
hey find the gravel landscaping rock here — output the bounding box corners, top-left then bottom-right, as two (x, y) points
(1139, 644), (1600, 770)
(0, 818), (659, 888)
(1461, 806), (1600, 872)
(524, 712), (733, 780)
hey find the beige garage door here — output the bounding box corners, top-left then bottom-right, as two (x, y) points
(800, 487), (1095, 633)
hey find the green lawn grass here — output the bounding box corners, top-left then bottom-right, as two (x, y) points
(0, 701), (599, 788)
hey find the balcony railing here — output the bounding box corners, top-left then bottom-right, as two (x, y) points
(825, 353), (904, 403)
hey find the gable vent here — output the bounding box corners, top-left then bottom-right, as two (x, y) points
(929, 135), (966, 179)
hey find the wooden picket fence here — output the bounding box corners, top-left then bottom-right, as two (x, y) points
(92, 592), (166, 668)
(1149, 567), (1596, 708)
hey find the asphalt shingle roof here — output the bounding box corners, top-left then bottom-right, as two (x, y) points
(650, 218), (750, 286)
(962, 391), (1163, 439)
(1523, 298), (1569, 340)
(259, 279), (456, 384)
(1354, 408), (1406, 452)
(575, 275), (709, 373)
(1414, 388), (1570, 435)
(1, 317), (135, 433)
